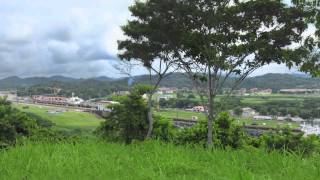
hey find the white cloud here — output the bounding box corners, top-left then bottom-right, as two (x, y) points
(251, 63), (299, 77)
(0, 0), (311, 79)
(0, 0), (135, 79)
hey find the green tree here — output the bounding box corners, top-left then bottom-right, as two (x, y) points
(186, 0), (317, 148)
(97, 86), (149, 144)
(118, 0), (181, 138)
(292, 0), (320, 77)
(148, 0), (318, 148)
(118, 0), (319, 148)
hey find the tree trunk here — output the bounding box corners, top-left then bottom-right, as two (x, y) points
(146, 94), (153, 139)
(207, 66), (214, 149)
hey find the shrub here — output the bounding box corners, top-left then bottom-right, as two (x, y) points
(97, 86), (148, 144)
(213, 112), (246, 149)
(152, 115), (176, 141)
(174, 120), (207, 146)
(262, 128), (320, 155)
(174, 112), (246, 149)
(0, 98), (39, 148)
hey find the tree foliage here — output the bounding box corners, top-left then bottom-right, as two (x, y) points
(0, 98), (38, 148)
(118, 0), (184, 139)
(97, 85), (176, 144)
(175, 112), (246, 149)
(118, 0), (319, 147)
(97, 86), (149, 144)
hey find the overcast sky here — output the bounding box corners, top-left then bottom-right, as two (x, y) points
(0, 0), (301, 79)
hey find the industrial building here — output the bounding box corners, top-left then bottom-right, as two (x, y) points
(32, 95), (68, 105)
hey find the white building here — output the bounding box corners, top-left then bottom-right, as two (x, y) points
(279, 89), (320, 94)
(291, 117), (304, 122)
(67, 96), (84, 105)
(277, 116), (304, 122)
(253, 115), (273, 121)
(242, 107), (257, 118)
(158, 94), (174, 101)
(96, 100), (120, 108)
(192, 106), (205, 112)
(277, 116), (292, 121)
(157, 87), (177, 94)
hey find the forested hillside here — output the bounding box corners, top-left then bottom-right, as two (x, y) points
(1, 73), (320, 99)
(241, 74), (320, 91)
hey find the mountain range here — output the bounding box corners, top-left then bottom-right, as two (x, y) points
(0, 73), (319, 89)
(0, 73), (319, 97)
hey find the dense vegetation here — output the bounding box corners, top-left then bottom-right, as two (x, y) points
(1, 141), (320, 180)
(1, 88), (320, 179)
(96, 89), (320, 156)
(0, 98), (105, 148)
(0, 98), (41, 148)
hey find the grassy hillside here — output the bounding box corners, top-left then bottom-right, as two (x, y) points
(0, 141), (319, 180)
(13, 104), (103, 132)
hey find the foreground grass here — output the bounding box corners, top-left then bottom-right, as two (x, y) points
(1, 141), (320, 180)
(13, 104), (104, 132)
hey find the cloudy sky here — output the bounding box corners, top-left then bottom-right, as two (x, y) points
(0, 0), (301, 79)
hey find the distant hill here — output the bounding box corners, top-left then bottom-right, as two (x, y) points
(0, 76), (79, 90)
(116, 73), (191, 88)
(89, 76), (116, 82)
(240, 73), (320, 91)
(1, 73), (320, 99)
(118, 73), (320, 91)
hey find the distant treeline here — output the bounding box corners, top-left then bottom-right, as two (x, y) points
(2, 73), (319, 99)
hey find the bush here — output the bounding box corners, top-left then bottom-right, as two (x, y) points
(174, 112), (246, 149)
(0, 98), (66, 147)
(213, 112), (246, 149)
(262, 128), (320, 155)
(0, 98), (39, 148)
(174, 120), (207, 146)
(97, 86), (149, 144)
(152, 115), (176, 141)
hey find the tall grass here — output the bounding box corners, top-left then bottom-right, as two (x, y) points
(1, 141), (320, 180)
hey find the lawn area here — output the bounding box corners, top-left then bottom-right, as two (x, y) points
(13, 104), (104, 132)
(240, 95), (306, 105)
(155, 108), (207, 121)
(1, 141), (319, 180)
